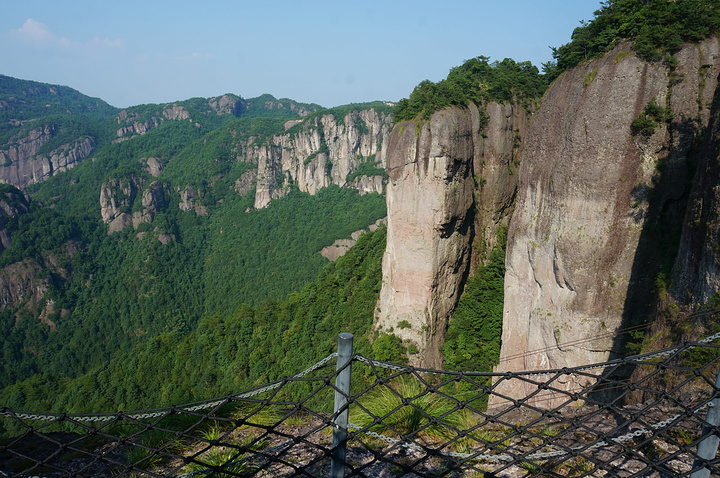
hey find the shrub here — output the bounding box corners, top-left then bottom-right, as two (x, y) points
(351, 375), (471, 442)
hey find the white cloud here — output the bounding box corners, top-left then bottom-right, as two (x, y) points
(10, 18), (123, 51)
(13, 18), (55, 44)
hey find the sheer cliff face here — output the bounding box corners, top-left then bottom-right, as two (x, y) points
(377, 103), (529, 368)
(251, 109), (391, 209)
(494, 38), (720, 406)
(672, 45), (720, 305)
(0, 125), (95, 190)
(100, 107), (391, 236)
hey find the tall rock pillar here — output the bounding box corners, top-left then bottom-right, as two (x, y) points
(376, 106), (475, 368)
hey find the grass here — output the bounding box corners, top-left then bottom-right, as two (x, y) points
(232, 402), (286, 430)
(350, 374), (473, 446)
(183, 434), (264, 477)
(184, 446), (257, 477)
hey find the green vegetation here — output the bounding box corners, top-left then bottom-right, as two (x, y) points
(394, 57), (546, 122)
(345, 154), (387, 183)
(241, 93), (322, 118)
(0, 76), (392, 421)
(0, 225), (388, 417)
(441, 226), (507, 372)
(203, 186), (386, 315)
(393, 1), (720, 124)
(285, 102), (394, 137)
(0, 74), (118, 120)
(632, 97), (673, 136)
(351, 375), (472, 443)
(548, 0), (720, 80)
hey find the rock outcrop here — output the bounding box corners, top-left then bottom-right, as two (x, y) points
(114, 95), (243, 142)
(178, 185), (208, 216)
(376, 102), (529, 368)
(100, 176), (167, 235)
(320, 218), (387, 261)
(376, 37), (720, 404)
(493, 38), (720, 406)
(0, 125), (95, 189)
(249, 108), (391, 209)
(671, 48), (720, 306)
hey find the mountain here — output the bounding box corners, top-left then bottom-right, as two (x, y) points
(376, 0), (720, 408)
(4, 0), (720, 419)
(0, 76), (392, 407)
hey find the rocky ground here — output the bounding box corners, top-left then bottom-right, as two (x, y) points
(1, 398), (711, 477)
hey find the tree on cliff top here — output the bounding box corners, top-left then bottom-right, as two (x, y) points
(393, 57), (546, 122)
(547, 0), (720, 80)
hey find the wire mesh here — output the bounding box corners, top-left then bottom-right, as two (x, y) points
(2, 337), (720, 477)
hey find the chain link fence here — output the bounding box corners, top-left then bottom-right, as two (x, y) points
(2, 331), (720, 477)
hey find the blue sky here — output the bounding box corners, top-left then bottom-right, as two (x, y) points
(1, 1), (602, 109)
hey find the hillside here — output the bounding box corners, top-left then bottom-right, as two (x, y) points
(4, 0), (720, 420)
(0, 77), (392, 411)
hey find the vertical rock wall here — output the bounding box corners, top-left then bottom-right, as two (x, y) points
(376, 107), (475, 368)
(0, 126), (95, 190)
(493, 38), (720, 407)
(376, 103), (530, 368)
(252, 109), (391, 209)
(671, 43), (720, 306)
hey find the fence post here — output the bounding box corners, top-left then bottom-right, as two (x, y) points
(331, 332), (353, 478)
(691, 367), (720, 478)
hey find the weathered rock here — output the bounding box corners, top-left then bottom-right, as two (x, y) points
(472, 101), (528, 265)
(671, 39), (720, 306)
(101, 177), (166, 233)
(0, 126), (95, 189)
(250, 108), (391, 209)
(375, 98), (530, 368)
(376, 107), (475, 368)
(320, 218), (387, 261)
(178, 184), (208, 216)
(100, 177), (142, 224)
(347, 175), (384, 196)
(234, 170), (257, 197)
(108, 213), (132, 234)
(163, 104), (190, 121)
(142, 157), (163, 177)
(493, 38), (720, 407)
(0, 241), (78, 316)
(208, 94), (242, 116)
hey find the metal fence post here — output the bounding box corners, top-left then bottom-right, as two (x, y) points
(691, 367), (720, 478)
(331, 332), (353, 478)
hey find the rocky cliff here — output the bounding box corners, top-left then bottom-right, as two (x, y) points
(249, 108), (391, 209)
(114, 95), (242, 142)
(0, 125), (95, 190)
(494, 38), (720, 406)
(102, 106), (392, 236)
(0, 187), (76, 325)
(377, 37), (720, 403)
(100, 176), (168, 236)
(671, 51), (720, 307)
(377, 102), (530, 368)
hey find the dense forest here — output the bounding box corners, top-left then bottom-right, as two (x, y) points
(0, 76), (390, 424)
(0, 226), (391, 427)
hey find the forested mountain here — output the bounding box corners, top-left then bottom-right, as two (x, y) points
(4, 0), (720, 423)
(0, 76), (391, 417)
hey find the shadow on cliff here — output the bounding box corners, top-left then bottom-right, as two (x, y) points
(590, 115), (701, 404)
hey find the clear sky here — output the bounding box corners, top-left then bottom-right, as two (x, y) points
(1, 1), (602, 109)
